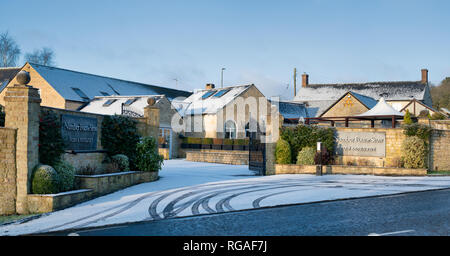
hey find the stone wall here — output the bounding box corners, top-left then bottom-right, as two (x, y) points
(429, 120), (450, 130)
(275, 164), (317, 174)
(334, 127), (406, 168)
(274, 164), (427, 176)
(329, 165), (427, 176)
(430, 129), (450, 171)
(0, 128), (17, 215)
(186, 150), (249, 165)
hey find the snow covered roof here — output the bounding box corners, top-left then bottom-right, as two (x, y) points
(270, 100), (308, 119)
(357, 98), (404, 117)
(441, 108), (450, 116)
(298, 100), (336, 117)
(179, 85), (253, 116)
(293, 81), (428, 102)
(28, 63), (192, 102)
(80, 95), (165, 116)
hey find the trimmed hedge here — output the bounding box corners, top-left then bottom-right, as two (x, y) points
(402, 136), (427, 168)
(275, 139), (291, 164)
(111, 154), (130, 172)
(296, 147), (315, 165)
(31, 165), (60, 194)
(280, 125), (335, 164)
(53, 160), (76, 192)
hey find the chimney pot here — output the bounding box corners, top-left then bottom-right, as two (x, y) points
(421, 69), (428, 84)
(302, 73), (309, 87)
(205, 83), (215, 90)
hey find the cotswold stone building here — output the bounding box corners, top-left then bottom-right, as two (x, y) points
(293, 69), (437, 118)
(80, 95), (182, 159)
(0, 62), (191, 110)
(176, 83), (305, 139)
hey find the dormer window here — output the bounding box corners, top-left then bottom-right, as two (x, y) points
(71, 87), (89, 101)
(124, 98), (138, 106)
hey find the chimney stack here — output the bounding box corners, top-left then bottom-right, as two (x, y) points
(205, 83), (215, 90)
(421, 69), (428, 84)
(302, 73), (309, 87)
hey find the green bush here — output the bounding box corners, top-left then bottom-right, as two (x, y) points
(403, 123), (432, 142)
(430, 112), (446, 120)
(186, 137), (202, 144)
(402, 136), (427, 169)
(280, 125), (335, 163)
(275, 139), (291, 164)
(111, 154), (130, 172)
(39, 110), (65, 166)
(202, 138), (213, 144)
(53, 161), (75, 192)
(101, 115), (140, 169)
(234, 139), (249, 145)
(223, 138), (234, 145)
(296, 147), (316, 165)
(31, 165), (60, 194)
(136, 137), (164, 172)
(403, 109), (413, 124)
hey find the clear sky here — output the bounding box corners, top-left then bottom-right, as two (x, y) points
(2, 0), (450, 99)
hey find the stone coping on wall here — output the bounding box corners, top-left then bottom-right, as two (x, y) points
(26, 171), (159, 213)
(186, 150), (249, 165)
(275, 164), (427, 176)
(27, 189), (93, 213)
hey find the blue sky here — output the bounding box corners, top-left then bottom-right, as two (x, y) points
(2, 0), (450, 99)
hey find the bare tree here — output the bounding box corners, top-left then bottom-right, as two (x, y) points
(25, 47), (55, 66)
(0, 31), (21, 67)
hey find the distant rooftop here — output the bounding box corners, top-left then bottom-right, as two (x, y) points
(2, 62), (192, 102)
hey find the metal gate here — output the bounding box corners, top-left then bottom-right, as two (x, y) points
(248, 132), (266, 175)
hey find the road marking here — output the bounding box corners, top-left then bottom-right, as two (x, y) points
(368, 229), (415, 236)
(67, 233), (80, 236)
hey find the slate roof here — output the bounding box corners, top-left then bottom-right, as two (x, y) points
(20, 63), (192, 102)
(293, 81), (428, 102)
(303, 100), (336, 118)
(270, 100), (308, 119)
(0, 67), (20, 92)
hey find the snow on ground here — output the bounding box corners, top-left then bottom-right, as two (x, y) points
(1, 159), (450, 236)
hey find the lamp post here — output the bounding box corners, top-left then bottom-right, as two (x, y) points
(221, 68), (226, 88)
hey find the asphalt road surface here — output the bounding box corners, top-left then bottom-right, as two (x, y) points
(43, 188), (450, 236)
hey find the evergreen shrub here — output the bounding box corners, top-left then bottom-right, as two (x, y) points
(275, 139), (291, 164)
(402, 136), (427, 169)
(101, 115), (140, 169)
(296, 147), (315, 165)
(39, 110), (65, 166)
(31, 165), (60, 194)
(53, 160), (76, 192)
(111, 154), (130, 172)
(136, 137), (164, 172)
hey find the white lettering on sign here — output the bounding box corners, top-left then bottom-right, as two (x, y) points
(335, 131), (386, 157)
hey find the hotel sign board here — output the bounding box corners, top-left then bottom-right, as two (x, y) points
(61, 114), (98, 151)
(335, 131), (386, 157)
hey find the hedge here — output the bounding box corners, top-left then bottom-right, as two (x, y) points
(280, 125), (335, 164)
(275, 139), (291, 164)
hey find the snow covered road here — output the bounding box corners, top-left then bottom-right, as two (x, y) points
(1, 159), (450, 236)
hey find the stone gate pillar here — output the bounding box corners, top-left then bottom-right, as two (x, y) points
(4, 71), (41, 214)
(143, 98), (160, 139)
(264, 105), (283, 175)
